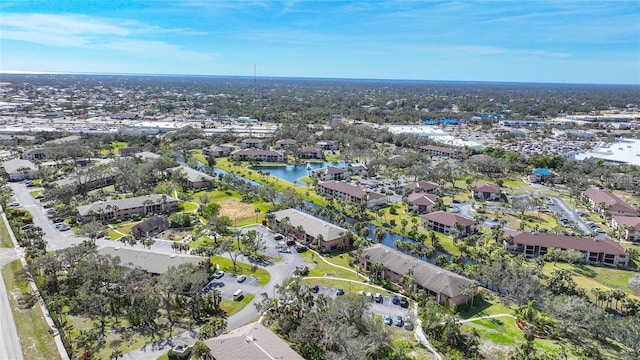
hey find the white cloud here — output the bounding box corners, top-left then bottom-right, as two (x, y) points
(0, 12), (214, 58)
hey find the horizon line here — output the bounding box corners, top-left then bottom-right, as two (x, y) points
(0, 69), (638, 87)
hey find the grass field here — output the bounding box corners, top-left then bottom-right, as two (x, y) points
(300, 251), (363, 281)
(0, 215), (14, 248)
(2, 260), (61, 360)
(542, 262), (640, 300)
(210, 256), (271, 286)
(220, 294), (255, 316)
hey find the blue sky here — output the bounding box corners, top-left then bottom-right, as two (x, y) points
(1, 1), (639, 84)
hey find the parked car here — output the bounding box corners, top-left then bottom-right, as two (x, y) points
(35, 194), (45, 200)
(274, 234), (284, 240)
(309, 284), (319, 293)
(392, 295), (399, 305)
(8, 201), (19, 207)
(395, 316), (404, 327)
(278, 247), (291, 253)
(374, 293), (383, 303)
(384, 314), (392, 326)
(400, 297), (409, 308)
(237, 275), (247, 283)
(358, 290), (366, 296)
(336, 288), (345, 296)
(213, 271), (225, 279)
(52, 218), (64, 224)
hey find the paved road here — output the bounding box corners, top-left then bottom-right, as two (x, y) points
(0, 244), (24, 360)
(548, 196), (592, 235)
(7, 184), (310, 358)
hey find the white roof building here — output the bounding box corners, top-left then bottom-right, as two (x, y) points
(574, 139), (640, 166)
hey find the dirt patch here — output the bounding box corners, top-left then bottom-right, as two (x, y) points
(218, 198), (256, 220)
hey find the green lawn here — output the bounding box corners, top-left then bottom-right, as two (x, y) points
(542, 263), (640, 300)
(181, 202), (199, 212)
(300, 251), (363, 281)
(0, 215), (14, 248)
(210, 256), (271, 285)
(220, 294), (255, 316)
(110, 221), (137, 236)
(1, 260), (61, 360)
(30, 190), (43, 197)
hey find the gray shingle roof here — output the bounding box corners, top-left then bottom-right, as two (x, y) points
(98, 247), (206, 274)
(204, 321), (304, 360)
(272, 208), (348, 241)
(1, 159), (37, 173)
(77, 194), (177, 216)
(360, 244), (472, 298)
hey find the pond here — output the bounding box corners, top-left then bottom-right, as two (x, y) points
(251, 161), (346, 184)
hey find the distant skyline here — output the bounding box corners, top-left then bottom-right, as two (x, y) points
(1, 1), (639, 85)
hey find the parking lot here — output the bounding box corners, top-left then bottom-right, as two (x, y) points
(312, 286), (411, 321)
(202, 272), (263, 300)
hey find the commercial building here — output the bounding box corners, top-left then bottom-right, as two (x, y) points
(574, 139), (640, 167)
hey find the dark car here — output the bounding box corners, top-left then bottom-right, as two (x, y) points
(399, 297), (409, 308)
(309, 284), (320, 293)
(392, 295), (399, 305)
(52, 218), (64, 224)
(336, 288), (345, 296)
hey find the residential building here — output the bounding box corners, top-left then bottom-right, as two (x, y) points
(582, 188), (637, 217)
(240, 138), (265, 149)
(472, 182), (502, 201)
(347, 163), (368, 176)
(317, 181), (387, 208)
(98, 246), (205, 275)
(203, 321), (304, 360)
(421, 211), (476, 236)
(0, 134), (37, 145)
(119, 147), (142, 157)
(202, 144), (234, 157)
(25, 148), (47, 160)
(270, 209), (350, 252)
(528, 168), (559, 184)
(1, 158), (38, 181)
(406, 193), (440, 214)
(504, 231), (628, 266)
(275, 138), (298, 149)
(419, 145), (464, 159)
(229, 149), (285, 162)
(312, 166), (349, 181)
(297, 146), (324, 159)
(170, 166), (215, 189)
(132, 151), (161, 161)
(611, 216), (640, 242)
(77, 194), (177, 222)
(401, 181), (440, 195)
(131, 216), (169, 239)
(357, 244), (476, 306)
(316, 140), (339, 151)
(54, 172), (116, 192)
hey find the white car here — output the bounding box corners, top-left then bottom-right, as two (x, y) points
(237, 275), (247, 283)
(8, 201), (19, 207)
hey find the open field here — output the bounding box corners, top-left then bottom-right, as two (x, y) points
(300, 251), (363, 281)
(0, 214), (14, 248)
(542, 262), (640, 300)
(2, 260), (61, 360)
